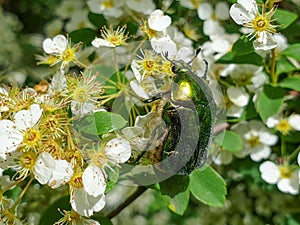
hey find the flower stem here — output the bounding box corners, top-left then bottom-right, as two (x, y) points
(270, 48), (277, 85)
(107, 186), (148, 219)
(11, 176), (34, 211)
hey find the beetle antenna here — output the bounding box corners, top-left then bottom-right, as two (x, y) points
(187, 47), (202, 65)
(203, 59), (208, 80)
(162, 51), (170, 61)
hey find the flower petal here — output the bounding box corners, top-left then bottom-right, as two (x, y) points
(92, 38), (115, 48)
(197, 2), (213, 20)
(259, 161), (280, 184)
(227, 86), (249, 107)
(34, 152), (56, 185)
(148, 9), (171, 31)
(215, 1), (230, 20)
(82, 165), (106, 197)
(0, 120), (23, 156)
(288, 114), (300, 131)
(70, 188), (105, 217)
(48, 160), (73, 189)
(105, 138), (131, 163)
(14, 104), (43, 131)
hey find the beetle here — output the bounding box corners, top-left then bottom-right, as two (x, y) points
(144, 51), (217, 176)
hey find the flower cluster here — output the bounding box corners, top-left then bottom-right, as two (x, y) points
(1, 0), (300, 224)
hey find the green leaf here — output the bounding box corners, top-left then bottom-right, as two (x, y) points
(276, 55), (297, 76)
(69, 28), (97, 45)
(94, 111), (127, 135)
(88, 12), (106, 28)
(274, 9), (298, 30)
(282, 43), (300, 60)
(232, 36), (254, 55)
(159, 175), (190, 215)
(279, 76), (300, 91)
(105, 166), (120, 193)
(190, 166), (226, 207)
(39, 196), (70, 225)
(220, 131), (243, 152)
(256, 85), (285, 122)
(216, 52), (264, 65)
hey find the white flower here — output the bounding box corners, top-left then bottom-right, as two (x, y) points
(150, 35), (177, 58)
(71, 186), (106, 217)
(43, 34), (67, 54)
(65, 10), (94, 33)
(259, 161), (299, 195)
(227, 86), (249, 107)
(82, 138), (131, 197)
(34, 152), (56, 185)
(266, 114), (300, 135)
(0, 104), (43, 159)
(34, 152), (73, 188)
(87, 0), (124, 18)
(125, 0), (155, 14)
(230, 0), (278, 50)
(198, 1), (229, 37)
(233, 120), (278, 161)
(148, 9), (171, 32)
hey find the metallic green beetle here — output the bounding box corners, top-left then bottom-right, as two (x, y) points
(152, 55), (217, 176)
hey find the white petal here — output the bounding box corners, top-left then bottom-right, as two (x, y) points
(92, 38), (115, 48)
(151, 36), (177, 58)
(297, 152), (300, 166)
(229, 2), (255, 25)
(253, 32), (277, 51)
(197, 2), (213, 20)
(259, 131), (278, 146)
(277, 173), (299, 195)
(266, 116), (279, 128)
(176, 47), (193, 63)
(213, 150), (233, 165)
(105, 138), (131, 163)
(34, 152), (56, 185)
(215, 1), (230, 20)
(250, 145), (271, 162)
(14, 104), (43, 131)
(71, 188), (105, 217)
(227, 104), (244, 118)
(130, 80), (149, 99)
(0, 120), (23, 155)
(43, 38), (56, 54)
(237, 0), (258, 15)
(288, 114), (300, 131)
(48, 160), (73, 189)
(227, 86), (249, 107)
(148, 9), (171, 31)
(131, 60), (142, 82)
(53, 34), (67, 52)
(203, 19), (225, 37)
(259, 161), (280, 184)
(82, 165), (106, 197)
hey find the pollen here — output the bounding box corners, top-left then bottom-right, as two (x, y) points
(62, 49), (76, 62)
(275, 119), (292, 135)
(279, 166), (292, 179)
(74, 87), (89, 103)
(247, 135), (260, 147)
(23, 128), (41, 147)
(101, 25), (129, 46)
(92, 151), (107, 168)
(20, 152), (37, 169)
(253, 16), (269, 32)
(103, 0), (114, 8)
(70, 173), (83, 188)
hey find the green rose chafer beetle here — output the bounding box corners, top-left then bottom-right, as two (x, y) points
(145, 51), (217, 176)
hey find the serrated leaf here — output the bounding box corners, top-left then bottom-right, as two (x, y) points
(232, 36), (254, 55)
(190, 166), (226, 207)
(216, 52), (264, 65)
(94, 111), (127, 135)
(69, 28), (97, 45)
(274, 9), (298, 30)
(88, 12), (106, 28)
(282, 44), (300, 61)
(159, 175), (190, 215)
(276, 55), (297, 76)
(256, 85), (285, 122)
(221, 131), (243, 152)
(279, 76), (300, 91)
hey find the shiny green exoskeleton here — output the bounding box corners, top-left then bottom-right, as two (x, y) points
(157, 58), (217, 175)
